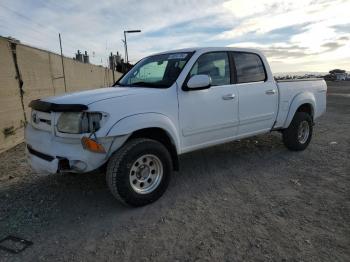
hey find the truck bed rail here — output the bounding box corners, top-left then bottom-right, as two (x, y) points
(275, 78), (324, 82)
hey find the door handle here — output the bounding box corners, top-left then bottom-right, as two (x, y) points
(265, 89), (276, 95)
(222, 94), (235, 100)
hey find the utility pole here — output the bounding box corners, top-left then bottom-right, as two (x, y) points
(110, 52), (115, 83)
(123, 30), (141, 64)
(59, 33), (67, 92)
(123, 31), (128, 64)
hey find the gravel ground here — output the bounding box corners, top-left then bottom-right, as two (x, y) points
(0, 82), (349, 262)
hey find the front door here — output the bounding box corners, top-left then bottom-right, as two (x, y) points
(179, 52), (239, 152)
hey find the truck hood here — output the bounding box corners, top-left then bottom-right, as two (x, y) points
(43, 86), (151, 105)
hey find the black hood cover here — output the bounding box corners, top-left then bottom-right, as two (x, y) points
(29, 99), (88, 113)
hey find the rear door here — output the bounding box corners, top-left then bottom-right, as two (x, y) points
(231, 52), (278, 136)
(179, 52), (239, 151)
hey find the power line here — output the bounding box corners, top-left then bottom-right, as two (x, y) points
(36, 0), (71, 12)
(1, 22), (57, 42)
(0, 2), (51, 31)
(0, 24), (77, 53)
(0, 2), (118, 66)
(0, 2), (79, 48)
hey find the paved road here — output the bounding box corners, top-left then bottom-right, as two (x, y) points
(0, 82), (349, 261)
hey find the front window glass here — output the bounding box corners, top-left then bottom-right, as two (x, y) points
(117, 52), (192, 88)
(189, 52), (230, 86)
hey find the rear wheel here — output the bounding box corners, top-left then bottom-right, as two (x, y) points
(282, 112), (313, 151)
(106, 138), (172, 206)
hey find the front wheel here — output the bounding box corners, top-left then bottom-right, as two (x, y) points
(106, 138), (172, 206)
(282, 112), (313, 151)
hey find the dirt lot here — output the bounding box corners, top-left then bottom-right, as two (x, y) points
(0, 82), (349, 261)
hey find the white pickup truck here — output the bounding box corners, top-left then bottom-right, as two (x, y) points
(25, 47), (327, 206)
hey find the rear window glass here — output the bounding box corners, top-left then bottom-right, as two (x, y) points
(233, 52), (266, 83)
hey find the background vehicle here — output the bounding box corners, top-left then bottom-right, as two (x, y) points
(25, 47), (327, 206)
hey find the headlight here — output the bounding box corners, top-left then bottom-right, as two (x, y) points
(57, 112), (102, 134)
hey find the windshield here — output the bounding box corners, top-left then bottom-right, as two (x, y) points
(117, 52), (193, 88)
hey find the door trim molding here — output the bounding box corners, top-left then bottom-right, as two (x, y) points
(239, 113), (275, 125)
(182, 121), (239, 137)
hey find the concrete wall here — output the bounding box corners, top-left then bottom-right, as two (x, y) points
(0, 37), (122, 153)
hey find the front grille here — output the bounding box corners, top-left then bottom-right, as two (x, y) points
(27, 145), (54, 162)
(39, 119), (51, 125)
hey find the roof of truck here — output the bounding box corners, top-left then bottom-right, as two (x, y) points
(153, 47), (263, 56)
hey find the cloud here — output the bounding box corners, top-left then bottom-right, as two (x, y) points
(321, 42), (343, 52)
(0, 0), (349, 72)
(223, 0), (350, 71)
(333, 23), (350, 33)
(229, 42), (310, 59)
(216, 0), (349, 40)
(338, 36), (349, 41)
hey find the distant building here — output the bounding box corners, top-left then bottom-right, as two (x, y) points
(329, 69), (347, 81)
(83, 51), (89, 64)
(75, 50), (83, 62)
(109, 52), (122, 70)
(109, 52), (132, 73)
(74, 50), (89, 63)
(335, 73), (346, 81)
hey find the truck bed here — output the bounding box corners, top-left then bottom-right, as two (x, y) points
(274, 78), (327, 129)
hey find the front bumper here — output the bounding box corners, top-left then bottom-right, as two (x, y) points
(26, 146), (60, 174)
(25, 124), (126, 175)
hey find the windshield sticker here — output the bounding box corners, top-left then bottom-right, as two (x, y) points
(168, 53), (188, 60)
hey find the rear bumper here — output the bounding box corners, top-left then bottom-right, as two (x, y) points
(25, 124), (126, 175)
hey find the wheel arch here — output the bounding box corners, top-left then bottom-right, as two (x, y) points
(283, 92), (316, 129)
(296, 103), (314, 117)
(127, 128), (179, 171)
(107, 113), (180, 170)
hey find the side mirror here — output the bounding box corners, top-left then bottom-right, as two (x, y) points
(185, 74), (211, 90)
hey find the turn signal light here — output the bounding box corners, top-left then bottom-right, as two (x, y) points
(81, 137), (106, 153)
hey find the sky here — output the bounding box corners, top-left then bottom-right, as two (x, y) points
(0, 0), (349, 73)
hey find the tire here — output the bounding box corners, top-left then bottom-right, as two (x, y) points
(282, 112), (313, 151)
(106, 138), (173, 207)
